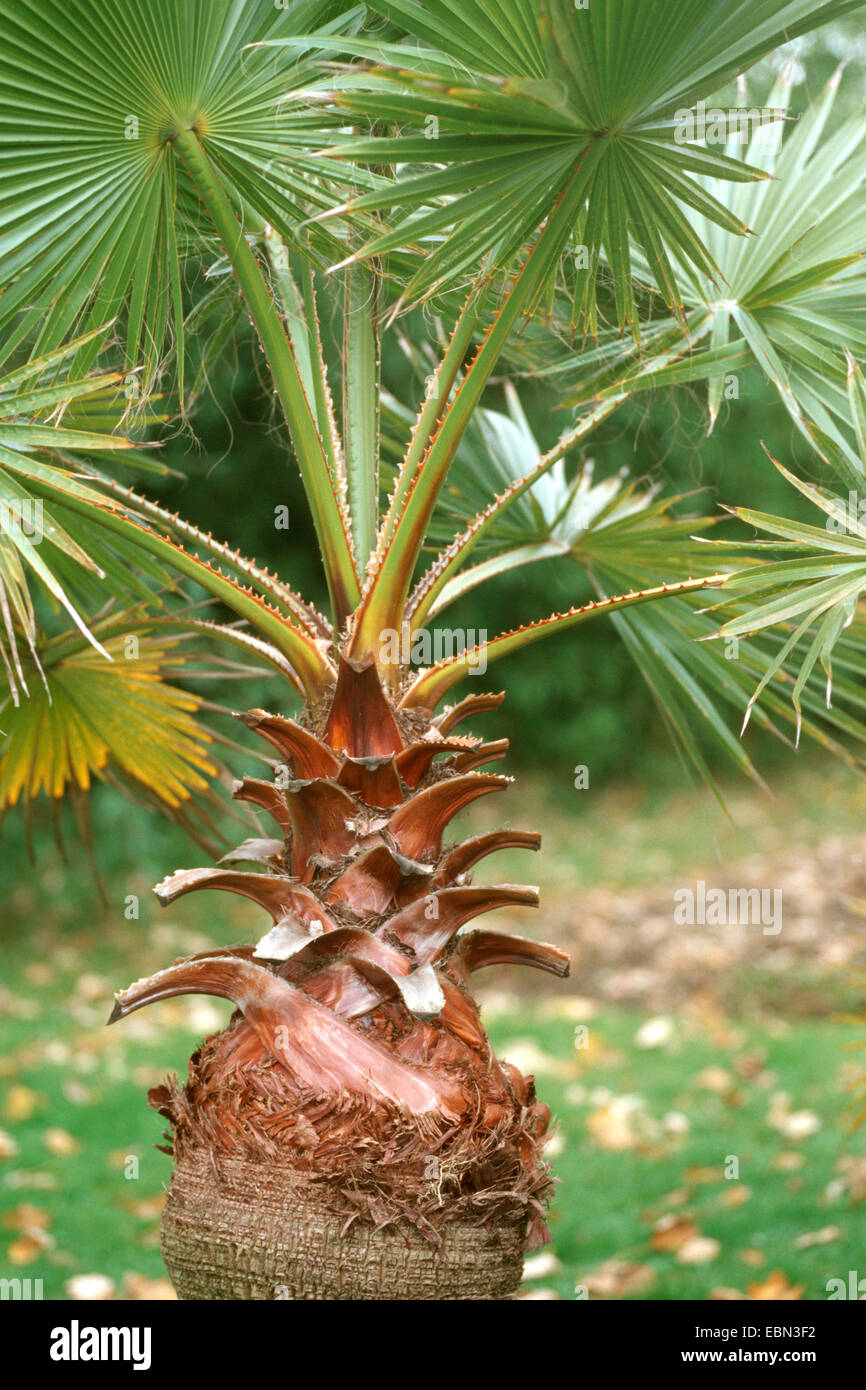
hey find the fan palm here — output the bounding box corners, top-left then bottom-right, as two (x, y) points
(1, 0), (865, 1300)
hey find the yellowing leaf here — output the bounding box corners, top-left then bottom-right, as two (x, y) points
(0, 636), (215, 809)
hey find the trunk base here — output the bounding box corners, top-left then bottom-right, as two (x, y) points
(161, 1148), (527, 1300)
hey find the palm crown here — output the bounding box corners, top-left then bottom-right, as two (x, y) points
(1, 0), (866, 1299)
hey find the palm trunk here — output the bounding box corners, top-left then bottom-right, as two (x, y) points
(111, 656), (567, 1299)
(160, 1150), (529, 1300)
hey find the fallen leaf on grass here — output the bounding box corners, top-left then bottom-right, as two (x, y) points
(642, 1189), (691, 1221)
(3, 1085), (43, 1122)
(4, 1170), (56, 1190)
(500, 1039), (577, 1080)
(74, 973), (111, 1002)
(107, 1149), (139, 1170)
(663, 1111), (690, 1137)
(776, 1112), (821, 1142)
(122, 1273), (177, 1301)
(0, 1129), (19, 1158)
(43, 1128), (80, 1157)
(8, 1230), (53, 1263)
(523, 1251), (561, 1281)
(747, 1271), (804, 1300)
(564, 1084), (587, 1106)
(720, 1184), (752, 1209)
(0, 990), (40, 1022)
(695, 1067), (744, 1106)
(684, 1165), (725, 1185)
(22, 963), (55, 989)
(684, 991), (741, 1048)
(583, 1259), (657, 1297)
(635, 1016), (675, 1049)
(767, 1094), (821, 1141)
(733, 1049), (769, 1080)
(62, 1080), (94, 1107)
(118, 1194), (165, 1221)
(2, 1204), (51, 1232)
(587, 1095), (658, 1151)
(696, 1067), (736, 1095)
(65, 1273), (115, 1300)
(544, 1131), (566, 1158)
(834, 1155), (866, 1203)
(676, 1236), (721, 1265)
(793, 1225), (841, 1250)
(184, 999), (227, 1033)
(539, 995), (599, 1022)
(772, 1151), (806, 1172)
(650, 1214), (700, 1252)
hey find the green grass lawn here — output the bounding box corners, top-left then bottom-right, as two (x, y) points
(491, 1006), (865, 1300)
(1, 946), (863, 1299)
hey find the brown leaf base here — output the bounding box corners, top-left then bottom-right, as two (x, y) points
(151, 1020), (555, 1298)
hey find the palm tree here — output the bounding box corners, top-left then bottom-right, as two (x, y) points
(2, 0), (866, 1299)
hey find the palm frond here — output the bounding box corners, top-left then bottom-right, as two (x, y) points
(0, 630), (216, 809)
(306, 0), (858, 325)
(0, 0), (363, 384)
(652, 66), (866, 447)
